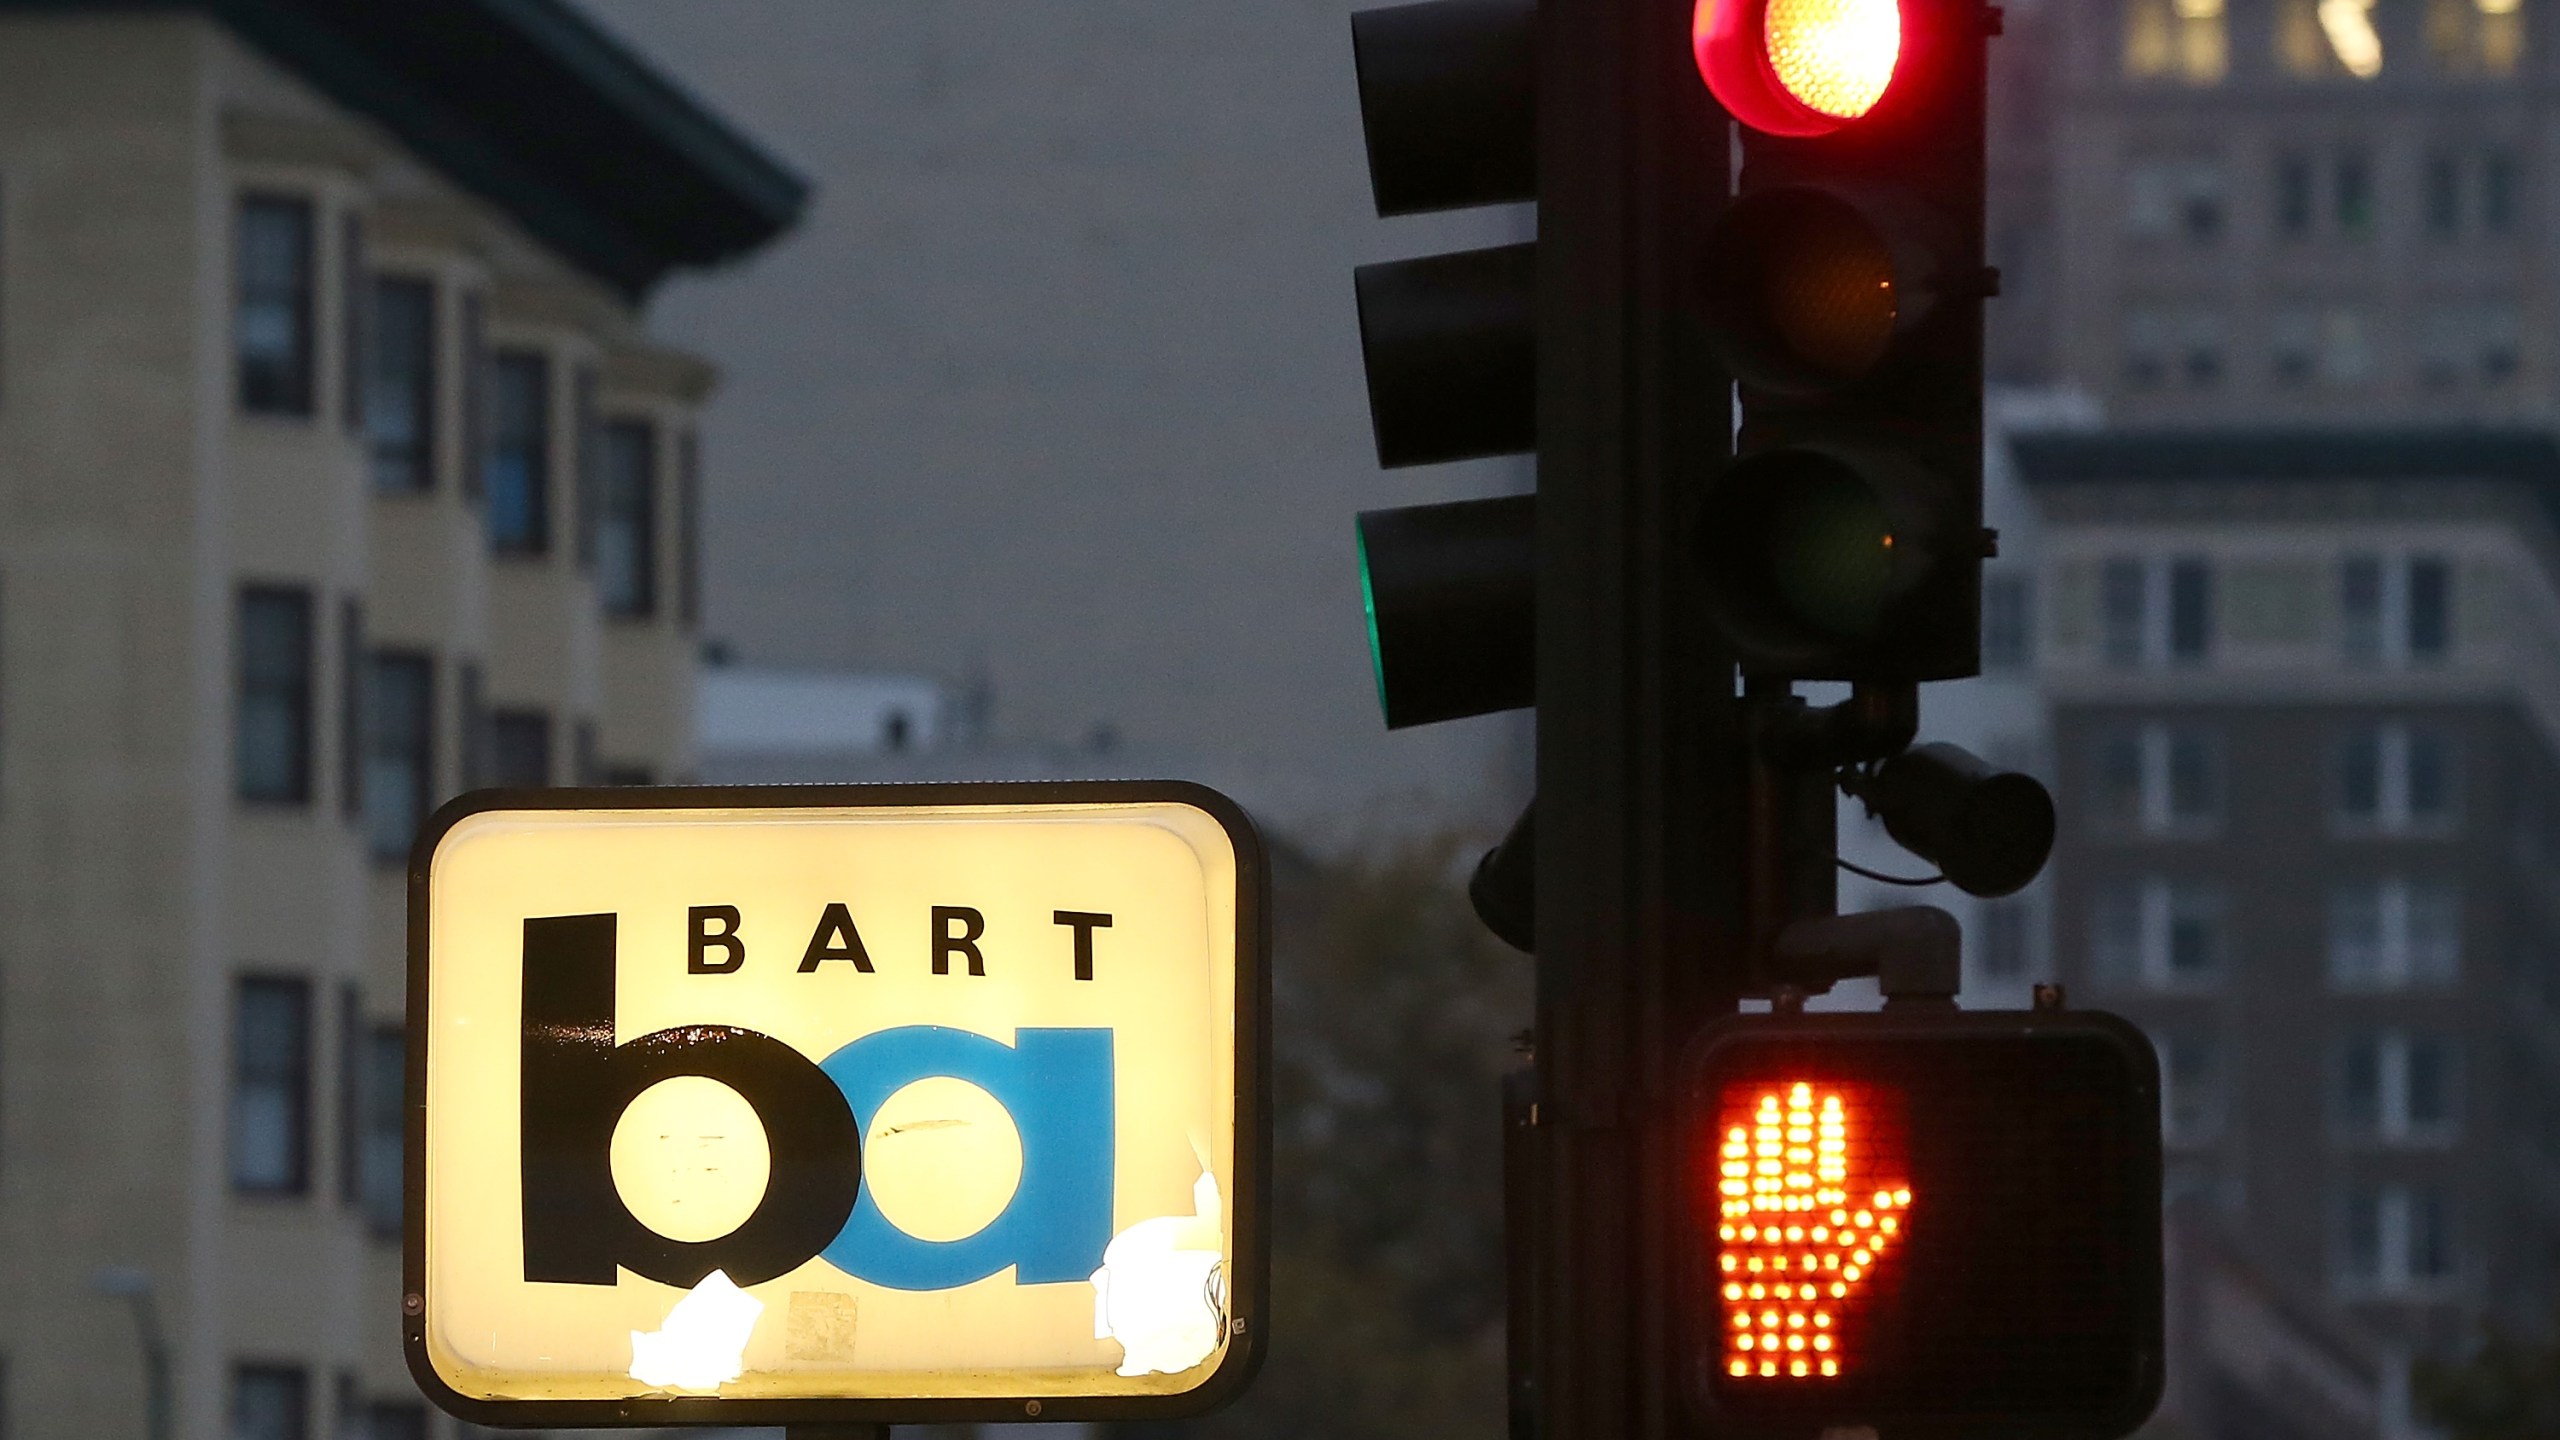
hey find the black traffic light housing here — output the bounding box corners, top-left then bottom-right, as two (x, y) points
(1694, 0), (1992, 681)
(1680, 1008), (2165, 1440)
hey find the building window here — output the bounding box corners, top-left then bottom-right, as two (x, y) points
(2418, 304), (2522, 389)
(2275, 152), (2316, 237)
(599, 420), (658, 618)
(358, 1023), (402, 1235)
(2337, 1030), (2459, 1141)
(2155, 1026), (2225, 1144)
(2335, 150), (2375, 235)
(2483, 146), (2521, 231)
(365, 1403), (427, 1440)
(2271, 305), (2376, 386)
(337, 599), (362, 823)
(364, 653), (433, 863)
(574, 365), (601, 571)
(237, 195), (315, 416)
(2096, 556), (2211, 666)
(459, 294), (488, 500)
(238, 587), (314, 806)
(2092, 877), (2225, 988)
(2335, 1183), (2455, 1293)
(2328, 878), (2463, 987)
(2125, 156), (2228, 242)
(1982, 572), (2032, 670)
(2124, 0), (2230, 81)
(486, 351), (550, 555)
(490, 709), (552, 788)
(2427, 0), (2526, 74)
(2424, 153), (2462, 236)
(678, 430), (702, 628)
(2279, 0), (2386, 77)
(457, 662), (487, 789)
(2120, 307), (2225, 391)
(339, 214), (365, 434)
(2334, 723), (2460, 831)
(367, 277), (436, 493)
(233, 1365), (309, 1440)
(231, 977), (311, 1195)
(2092, 724), (2225, 834)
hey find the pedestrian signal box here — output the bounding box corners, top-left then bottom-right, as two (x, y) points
(1679, 1010), (2164, 1440)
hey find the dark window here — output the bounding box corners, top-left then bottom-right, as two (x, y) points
(2409, 556), (2451, 660)
(487, 351), (550, 554)
(366, 1403), (427, 1440)
(2408, 728), (2456, 822)
(2159, 1027), (2222, 1141)
(2095, 732), (2146, 827)
(2276, 152), (2315, 237)
(2340, 1032), (2383, 1132)
(231, 977), (311, 1195)
(2165, 890), (2222, 980)
(2166, 727), (2223, 826)
(233, 1365), (308, 1440)
(336, 986), (360, 1206)
(459, 293), (487, 501)
(2407, 1035), (2456, 1130)
(2425, 152), (2462, 236)
(2484, 146), (2520, 233)
(599, 420), (658, 618)
(367, 278), (436, 493)
(237, 195), (315, 415)
(2337, 729), (2384, 820)
(2341, 554), (2385, 663)
(360, 1023), (402, 1235)
(678, 430), (702, 627)
(457, 662), (486, 789)
(2101, 558), (2147, 666)
(489, 710), (551, 788)
(2335, 150), (2373, 236)
(364, 653), (432, 862)
(574, 365), (601, 570)
(238, 587), (314, 805)
(2167, 557), (2212, 663)
(339, 213), (365, 433)
(337, 599), (362, 823)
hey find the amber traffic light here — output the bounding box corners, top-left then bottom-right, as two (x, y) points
(1681, 1010), (2164, 1439)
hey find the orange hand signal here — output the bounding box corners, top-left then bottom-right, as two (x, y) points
(1713, 1081), (1910, 1381)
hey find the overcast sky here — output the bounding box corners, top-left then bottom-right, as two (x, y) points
(578, 0), (1533, 846)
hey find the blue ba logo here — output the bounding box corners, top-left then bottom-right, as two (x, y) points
(517, 913), (1114, 1290)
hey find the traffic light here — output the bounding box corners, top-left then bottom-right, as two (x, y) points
(1349, 0), (1538, 731)
(1680, 1009), (2164, 1439)
(1691, 0), (1990, 680)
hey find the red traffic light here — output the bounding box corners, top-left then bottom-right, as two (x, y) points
(1681, 1010), (2164, 1439)
(1694, 0), (1903, 138)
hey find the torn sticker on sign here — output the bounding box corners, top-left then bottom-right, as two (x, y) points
(1091, 1170), (1226, 1377)
(630, 1269), (763, 1392)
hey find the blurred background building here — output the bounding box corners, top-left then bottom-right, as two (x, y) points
(0, 3), (796, 1438)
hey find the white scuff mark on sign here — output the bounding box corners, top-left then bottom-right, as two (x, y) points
(629, 1269), (763, 1393)
(1091, 1170), (1226, 1377)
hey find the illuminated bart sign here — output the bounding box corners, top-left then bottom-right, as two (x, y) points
(1680, 1010), (2165, 1440)
(404, 783), (1267, 1427)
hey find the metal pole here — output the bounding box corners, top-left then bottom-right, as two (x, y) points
(1529, 3), (1737, 1440)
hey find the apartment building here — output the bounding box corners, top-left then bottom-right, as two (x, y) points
(2011, 428), (2560, 1431)
(2012, 0), (2551, 422)
(0, 5), (798, 1439)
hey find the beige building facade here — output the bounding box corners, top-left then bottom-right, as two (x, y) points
(0, 6), (797, 1438)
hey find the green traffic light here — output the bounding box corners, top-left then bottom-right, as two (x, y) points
(1357, 520), (1393, 723)
(1764, 465), (1896, 642)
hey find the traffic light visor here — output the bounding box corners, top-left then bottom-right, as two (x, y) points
(1695, 0), (1902, 137)
(1704, 188), (1904, 393)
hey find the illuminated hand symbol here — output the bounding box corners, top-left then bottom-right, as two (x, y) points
(1714, 1082), (1910, 1381)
